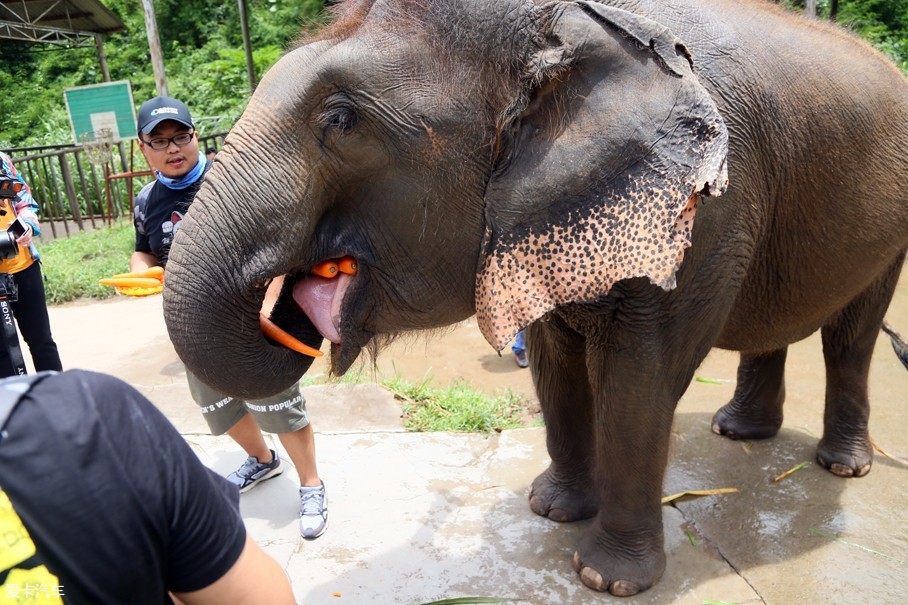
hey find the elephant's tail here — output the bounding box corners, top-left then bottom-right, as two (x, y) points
(881, 321), (908, 371)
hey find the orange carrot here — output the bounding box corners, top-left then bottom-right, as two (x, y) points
(259, 315), (323, 357)
(311, 261), (338, 278)
(139, 266), (165, 280)
(99, 277), (164, 289)
(337, 256), (357, 275)
(109, 266), (165, 281)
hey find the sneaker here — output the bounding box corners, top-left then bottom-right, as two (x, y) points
(299, 481), (328, 540)
(514, 349), (529, 368)
(226, 449), (283, 493)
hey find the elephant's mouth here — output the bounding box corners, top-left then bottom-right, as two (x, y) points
(291, 271), (354, 344)
(264, 257), (357, 358)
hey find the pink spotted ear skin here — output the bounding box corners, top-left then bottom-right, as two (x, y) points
(476, 119), (728, 351)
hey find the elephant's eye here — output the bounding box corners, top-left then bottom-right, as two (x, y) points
(319, 105), (358, 134)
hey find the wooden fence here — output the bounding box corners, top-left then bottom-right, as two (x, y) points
(2, 133), (227, 240)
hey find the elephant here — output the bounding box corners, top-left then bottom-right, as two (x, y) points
(163, 0), (908, 596)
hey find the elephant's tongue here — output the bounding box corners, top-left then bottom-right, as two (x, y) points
(292, 273), (352, 344)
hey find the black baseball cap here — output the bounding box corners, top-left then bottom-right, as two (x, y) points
(137, 96), (194, 136)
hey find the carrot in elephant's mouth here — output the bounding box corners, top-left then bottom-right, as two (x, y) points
(337, 257), (357, 274)
(269, 256), (358, 352)
(311, 261), (338, 278)
(259, 314), (323, 358)
(311, 256), (357, 279)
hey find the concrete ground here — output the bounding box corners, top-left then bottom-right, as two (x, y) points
(34, 271), (908, 605)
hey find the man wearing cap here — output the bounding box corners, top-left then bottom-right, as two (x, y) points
(131, 96), (329, 540)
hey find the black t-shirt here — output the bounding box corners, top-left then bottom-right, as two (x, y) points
(0, 370), (246, 604)
(134, 165), (210, 265)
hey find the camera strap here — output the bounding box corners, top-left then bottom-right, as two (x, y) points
(0, 301), (26, 377)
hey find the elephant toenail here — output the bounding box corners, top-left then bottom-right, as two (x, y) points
(549, 508), (571, 522)
(830, 463), (854, 477)
(579, 566), (606, 591)
(572, 551), (582, 572)
(610, 579), (641, 596)
(528, 496), (546, 517)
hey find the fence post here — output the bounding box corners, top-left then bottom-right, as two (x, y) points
(44, 157), (69, 237)
(73, 157), (98, 230)
(58, 155), (84, 231)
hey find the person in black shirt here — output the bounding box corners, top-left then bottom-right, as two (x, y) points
(0, 370), (295, 604)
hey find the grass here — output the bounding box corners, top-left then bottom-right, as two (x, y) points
(39, 220), (134, 305)
(305, 368), (538, 433)
(385, 375), (532, 433)
(36, 223), (540, 434)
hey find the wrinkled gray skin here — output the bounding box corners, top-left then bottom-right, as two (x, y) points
(164, 0), (908, 595)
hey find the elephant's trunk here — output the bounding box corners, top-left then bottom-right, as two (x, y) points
(164, 49), (328, 400)
(163, 163), (320, 399)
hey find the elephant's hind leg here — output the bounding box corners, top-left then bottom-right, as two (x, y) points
(712, 348), (787, 439)
(526, 318), (599, 523)
(817, 252), (905, 477)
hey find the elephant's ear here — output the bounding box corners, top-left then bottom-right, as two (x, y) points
(476, 1), (728, 350)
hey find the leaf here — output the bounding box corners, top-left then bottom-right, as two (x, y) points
(695, 376), (735, 384)
(870, 435), (908, 467)
(686, 529), (698, 547)
(661, 488), (739, 504)
(417, 599), (520, 605)
(771, 460), (810, 482)
(809, 528), (906, 564)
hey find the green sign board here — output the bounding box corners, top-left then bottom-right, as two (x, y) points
(64, 80), (137, 145)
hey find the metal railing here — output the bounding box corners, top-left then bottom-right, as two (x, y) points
(2, 132), (228, 240)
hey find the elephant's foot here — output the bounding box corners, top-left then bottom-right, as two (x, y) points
(528, 467), (597, 522)
(571, 529), (665, 596)
(713, 350), (787, 440)
(711, 399), (782, 440)
(816, 433), (873, 477)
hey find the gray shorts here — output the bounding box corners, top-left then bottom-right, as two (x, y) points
(186, 370), (310, 436)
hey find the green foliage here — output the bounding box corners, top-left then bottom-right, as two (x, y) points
(386, 375), (532, 433)
(0, 1), (328, 148)
(39, 220), (135, 304)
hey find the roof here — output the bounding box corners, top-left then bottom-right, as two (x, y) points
(0, 0), (125, 47)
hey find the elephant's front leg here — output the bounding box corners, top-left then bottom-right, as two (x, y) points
(527, 317), (599, 522)
(570, 327), (681, 596)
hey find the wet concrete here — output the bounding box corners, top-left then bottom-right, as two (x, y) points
(33, 269), (908, 604)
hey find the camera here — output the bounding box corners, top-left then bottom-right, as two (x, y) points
(0, 173), (23, 261)
(0, 172), (21, 299)
(0, 230), (18, 261)
(0, 272), (16, 302)
(0, 171), (22, 200)
(0, 217), (25, 261)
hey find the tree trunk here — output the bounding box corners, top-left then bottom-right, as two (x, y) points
(805, 0), (817, 18)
